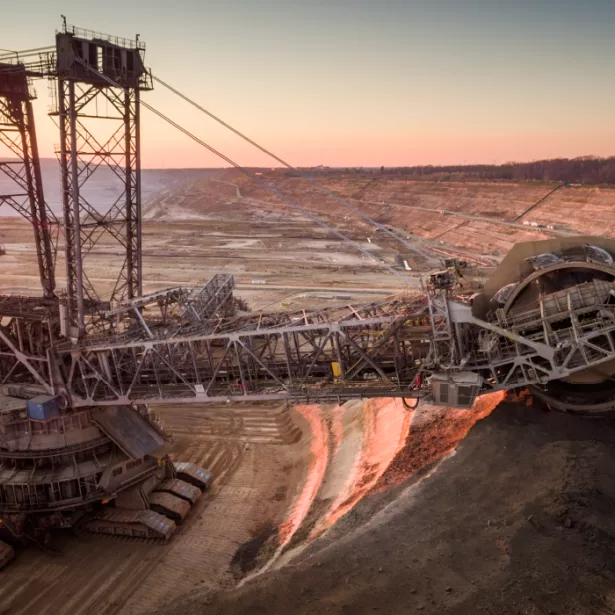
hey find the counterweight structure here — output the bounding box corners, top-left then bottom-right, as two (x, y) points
(2, 24), (615, 561)
(54, 27), (152, 338)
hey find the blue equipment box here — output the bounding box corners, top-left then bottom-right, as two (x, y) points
(27, 395), (61, 421)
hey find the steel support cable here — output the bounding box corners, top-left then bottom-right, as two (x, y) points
(151, 74), (433, 262)
(142, 103), (413, 284)
(74, 59), (416, 286)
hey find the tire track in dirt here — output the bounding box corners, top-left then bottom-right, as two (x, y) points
(0, 405), (306, 615)
(121, 406), (305, 614)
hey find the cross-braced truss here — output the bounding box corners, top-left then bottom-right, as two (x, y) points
(104, 274), (236, 337)
(36, 280), (615, 407)
(57, 295), (429, 406)
(0, 296), (57, 395)
(5, 275), (615, 410)
(0, 64), (58, 298)
(55, 79), (142, 337)
(49, 25), (153, 339)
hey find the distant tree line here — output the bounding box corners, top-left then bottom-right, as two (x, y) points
(294, 157), (615, 186)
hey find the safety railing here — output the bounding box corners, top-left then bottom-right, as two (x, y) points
(61, 24), (145, 50)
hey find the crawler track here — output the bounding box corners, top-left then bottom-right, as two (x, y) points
(0, 404), (306, 615)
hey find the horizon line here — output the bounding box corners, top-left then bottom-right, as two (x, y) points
(2, 154), (614, 171)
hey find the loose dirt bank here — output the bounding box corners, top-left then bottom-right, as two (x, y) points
(160, 399), (615, 615)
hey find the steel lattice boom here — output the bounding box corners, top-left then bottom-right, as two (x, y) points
(2, 23), (615, 415)
(3, 270), (615, 411)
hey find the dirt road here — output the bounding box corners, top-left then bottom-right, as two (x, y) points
(357, 197), (570, 236)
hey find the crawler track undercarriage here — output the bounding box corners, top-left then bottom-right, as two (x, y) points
(0, 392), (211, 554)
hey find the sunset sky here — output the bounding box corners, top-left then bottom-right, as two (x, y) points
(3, 0), (615, 168)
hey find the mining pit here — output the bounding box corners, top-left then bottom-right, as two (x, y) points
(2, 171), (615, 614)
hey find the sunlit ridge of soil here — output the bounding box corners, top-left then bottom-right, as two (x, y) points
(271, 392), (505, 567)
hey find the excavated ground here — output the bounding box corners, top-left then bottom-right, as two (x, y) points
(160, 397), (615, 615)
(0, 404), (308, 615)
(3, 173), (615, 613)
(0, 396), (495, 615)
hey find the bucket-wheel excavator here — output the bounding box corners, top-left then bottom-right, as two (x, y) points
(2, 24), (615, 568)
